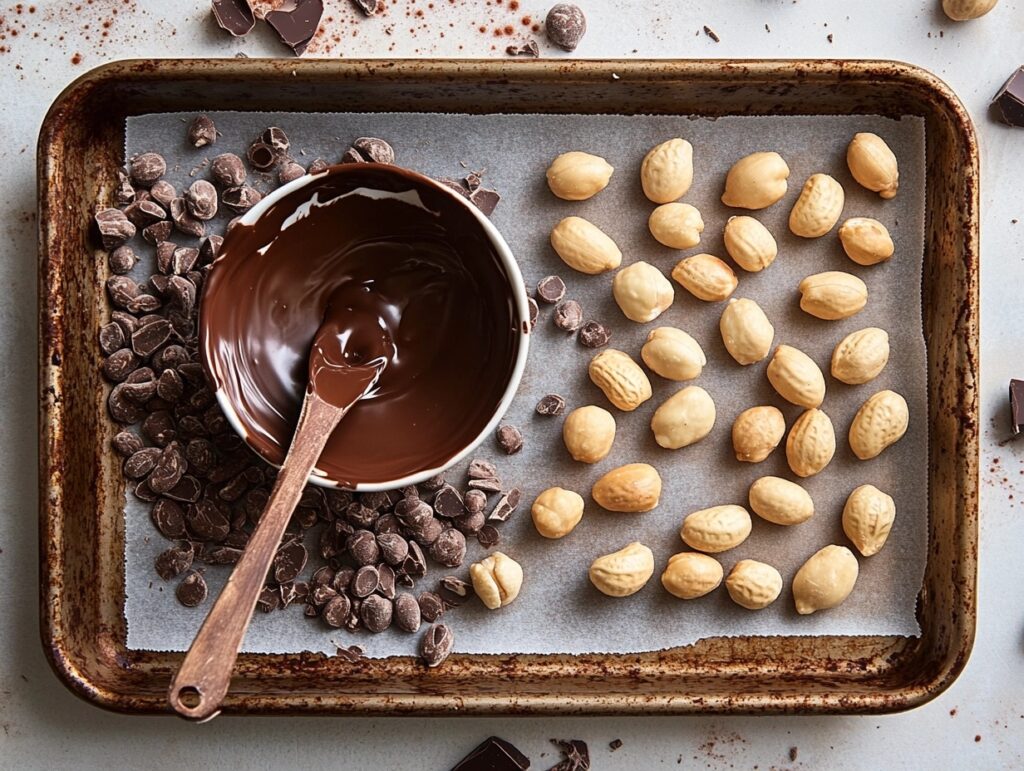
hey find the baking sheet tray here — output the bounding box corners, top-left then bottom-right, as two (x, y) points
(38, 59), (978, 715)
(124, 111), (927, 656)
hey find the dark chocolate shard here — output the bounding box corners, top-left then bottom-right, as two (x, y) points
(506, 39), (540, 58)
(211, 0), (255, 37)
(993, 67), (1024, 128)
(470, 186), (501, 216)
(450, 736), (530, 771)
(1010, 379), (1024, 434)
(266, 0), (324, 55)
(548, 738), (590, 771)
(350, 0), (380, 15)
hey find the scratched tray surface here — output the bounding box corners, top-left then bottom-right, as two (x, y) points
(124, 110), (928, 657)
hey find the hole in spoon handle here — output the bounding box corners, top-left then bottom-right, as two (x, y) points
(168, 682), (221, 721)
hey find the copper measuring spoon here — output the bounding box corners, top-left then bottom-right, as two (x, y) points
(168, 307), (388, 721)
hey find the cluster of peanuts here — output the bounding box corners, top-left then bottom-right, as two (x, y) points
(534, 133), (908, 614)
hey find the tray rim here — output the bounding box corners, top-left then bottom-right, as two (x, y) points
(38, 57), (979, 717)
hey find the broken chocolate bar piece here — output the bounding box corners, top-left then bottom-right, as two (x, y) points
(211, 0), (256, 37)
(1010, 379), (1024, 434)
(993, 67), (1024, 127)
(266, 0), (324, 55)
(451, 736), (530, 771)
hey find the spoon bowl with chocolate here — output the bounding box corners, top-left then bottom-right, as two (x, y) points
(200, 163), (531, 490)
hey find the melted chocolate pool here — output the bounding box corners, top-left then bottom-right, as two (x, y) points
(200, 165), (521, 487)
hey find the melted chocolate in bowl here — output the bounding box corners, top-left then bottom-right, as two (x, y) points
(200, 165), (523, 488)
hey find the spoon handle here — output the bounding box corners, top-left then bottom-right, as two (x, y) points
(168, 392), (346, 720)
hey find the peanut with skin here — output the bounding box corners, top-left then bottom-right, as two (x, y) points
(589, 542), (655, 597)
(640, 326), (706, 381)
(550, 216), (622, 275)
(545, 151), (614, 200)
(562, 405), (616, 463)
(649, 202), (704, 249)
(641, 138), (694, 203)
(732, 406), (785, 463)
(532, 487), (585, 539)
(721, 151), (790, 209)
(672, 253), (738, 302)
(766, 344), (826, 409)
(786, 408), (836, 478)
(838, 218), (894, 266)
(592, 463), (662, 512)
(789, 173), (845, 238)
(680, 505), (752, 553)
(792, 545), (859, 614)
(726, 560), (783, 610)
(846, 133), (899, 198)
(661, 552), (723, 599)
(849, 390), (909, 460)
(723, 216), (778, 272)
(650, 386), (716, 450)
(612, 261), (675, 323)
(588, 349), (652, 411)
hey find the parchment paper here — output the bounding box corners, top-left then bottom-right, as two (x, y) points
(125, 111), (927, 655)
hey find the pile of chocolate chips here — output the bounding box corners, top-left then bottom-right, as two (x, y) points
(98, 119), (509, 667)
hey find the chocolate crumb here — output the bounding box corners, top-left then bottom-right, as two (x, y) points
(789, 747), (798, 762)
(703, 25), (720, 42)
(496, 424), (524, 455)
(506, 39), (540, 57)
(350, 0), (381, 16)
(188, 115), (218, 148)
(536, 393), (566, 416)
(550, 738), (590, 770)
(609, 739), (623, 752)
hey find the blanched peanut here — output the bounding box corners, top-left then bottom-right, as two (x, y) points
(720, 298), (774, 365)
(748, 476), (814, 525)
(846, 133), (899, 198)
(550, 216), (622, 275)
(589, 542), (655, 597)
(792, 545), (859, 614)
(470, 552), (524, 610)
(766, 344), (825, 409)
(680, 505), (752, 553)
(562, 405), (616, 463)
(831, 327), (889, 385)
(640, 327), (706, 381)
(789, 173), (844, 238)
(848, 390), (909, 460)
(589, 349), (652, 411)
(650, 386), (716, 450)
(641, 138), (694, 203)
(798, 271), (868, 320)
(532, 487), (585, 539)
(723, 216), (777, 272)
(786, 408), (836, 478)
(661, 552), (723, 599)
(545, 151), (614, 200)
(672, 253), (738, 302)
(612, 261), (674, 323)
(649, 202), (704, 249)
(842, 484), (896, 556)
(838, 218), (894, 266)
(721, 151), (790, 209)
(592, 463), (662, 512)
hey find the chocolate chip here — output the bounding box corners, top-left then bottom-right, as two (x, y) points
(307, 157), (329, 174)
(124, 447), (161, 479)
(128, 152), (166, 187)
(142, 220), (173, 245)
(506, 39), (540, 57)
(489, 487), (522, 523)
(350, 0), (380, 15)
(433, 484), (466, 518)
(428, 528), (467, 567)
(408, 516), (444, 546)
(108, 245), (137, 275)
(340, 148), (364, 164)
(546, 3), (587, 51)
(527, 296), (539, 330)
(175, 570), (208, 607)
(347, 529), (381, 566)
(274, 539), (308, 583)
(278, 162), (305, 184)
(187, 499), (230, 541)
(553, 299), (583, 332)
(265, 0), (324, 55)
(496, 424), (523, 455)
(578, 320), (611, 348)
(536, 393), (566, 415)
(360, 594), (393, 633)
(403, 541), (427, 577)
(257, 586), (280, 613)
(247, 141), (277, 171)
(185, 179), (218, 221)
(536, 275), (567, 304)
(188, 115), (218, 147)
(151, 485), (188, 530)
(467, 477), (503, 493)
(377, 532), (409, 566)
(198, 234), (223, 265)
(155, 541), (194, 580)
(377, 563), (397, 599)
(393, 592), (421, 632)
(211, 0), (256, 36)
(311, 583), (339, 607)
(165, 475), (202, 503)
(477, 524), (500, 548)
(150, 180), (177, 208)
(351, 564), (380, 597)
(549, 738), (591, 771)
(115, 170), (135, 206)
(169, 198), (205, 238)
(322, 594), (351, 627)
(103, 349), (139, 383)
(222, 185), (263, 212)
(95, 208), (136, 249)
(420, 623), (454, 667)
(124, 199), (167, 228)
(148, 443), (187, 494)
(352, 136), (395, 164)
(332, 566), (354, 593)
(210, 153), (247, 187)
(99, 322), (127, 355)
(468, 458), (498, 479)
(112, 430), (143, 457)
(395, 497), (433, 528)
(131, 319), (173, 357)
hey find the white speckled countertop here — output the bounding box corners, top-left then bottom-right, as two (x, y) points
(2, 1), (1022, 767)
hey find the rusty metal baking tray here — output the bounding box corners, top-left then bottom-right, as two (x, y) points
(38, 59), (978, 716)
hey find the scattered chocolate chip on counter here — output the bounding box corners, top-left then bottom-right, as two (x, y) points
(578, 320), (611, 348)
(536, 393), (566, 416)
(452, 737), (530, 771)
(993, 67), (1024, 127)
(609, 739), (623, 752)
(537, 275), (567, 304)
(506, 39), (540, 58)
(265, 0), (324, 55)
(350, 0), (382, 15)
(546, 3), (587, 51)
(496, 424), (524, 454)
(553, 299), (583, 332)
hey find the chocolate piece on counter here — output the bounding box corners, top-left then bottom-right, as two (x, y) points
(536, 275), (566, 304)
(549, 738), (590, 771)
(468, 477), (503, 494)
(352, 136), (395, 164)
(143, 220), (173, 246)
(469, 186), (501, 216)
(273, 539), (308, 583)
(488, 487), (521, 522)
(150, 180), (177, 208)
(578, 320), (611, 348)
(506, 39), (540, 58)
(609, 739), (623, 752)
(496, 424), (524, 455)
(257, 586), (280, 613)
(169, 198), (205, 238)
(266, 0), (324, 55)
(536, 393), (565, 416)
(95, 208), (136, 249)
(350, 0), (381, 15)
(322, 594), (351, 627)
(419, 623), (454, 668)
(307, 157), (329, 174)
(463, 489), (487, 514)
(185, 180), (219, 221)
(428, 528), (467, 567)
(188, 115), (218, 148)
(703, 25), (720, 43)
(527, 297), (539, 330)
(210, 153), (247, 187)
(468, 458), (498, 479)
(553, 300), (583, 332)
(247, 141), (277, 171)
(360, 594), (393, 632)
(1010, 379), (1024, 434)
(221, 185), (262, 212)
(211, 0), (256, 36)
(418, 591), (444, 622)
(278, 162), (306, 184)
(433, 483), (466, 518)
(477, 524), (500, 548)
(124, 199), (167, 228)
(175, 570), (208, 607)
(546, 3), (586, 51)
(993, 67), (1024, 127)
(451, 736), (530, 771)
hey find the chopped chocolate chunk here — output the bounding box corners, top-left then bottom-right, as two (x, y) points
(994, 67), (1024, 127)
(360, 594), (393, 633)
(99, 322), (126, 356)
(489, 487), (521, 522)
(187, 499), (230, 541)
(188, 115), (218, 148)
(496, 424), (524, 455)
(142, 220), (173, 245)
(420, 623), (454, 667)
(185, 179), (219, 221)
(468, 458), (498, 480)
(257, 586), (280, 613)
(199, 234), (223, 264)
(211, 0), (256, 36)
(377, 563), (397, 599)
(377, 531), (410, 566)
(418, 590), (444, 622)
(440, 576), (473, 598)
(428, 528), (467, 567)
(128, 446), (161, 482)
(247, 141), (278, 171)
(273, 539), (308, 583)
(527, 296), (539, 331)
(477, 524), (500, 548)
(403, 540), (427, 577)
(115, 170), (135, 206)
(148, 443), (187, 493)
(128, 153), (167, 187)
(278, 161), (306, 184)
(436, 176), (471, 198)
(150, 180), (177, 208)
(307, 157), (329, 174)
(609, 739), (623, 752)
(463, 488), (487, 514)
(131, 319), (173, 357)
(546, 3), (587, 51)
(103, 348), (140, 383)
(340, 147), (365, 164)
(506, 39), (540, 57)
(322, 594), (351, 627)
(549, 738), (590, 771)
(553, 299), (583, 332)
(266, 0), (324, 55)
(155, 541), (194, 580)
(222, 185), (263, 212)
(451, 737), (529, 771)
(1011, 379), (1024, 434)
(169, 198), (205, 238)
(210, 153), (247, 187)
(468, 477), (503, 494)
(536, 393), (566, 416)
(350, 0), (380, 15)
(108, 245), (137, 275)
(95, 208), (136, 249)
(578, 320), (611, 348)
(433, 484), (466, 518)
(393, 592), (421, 632)
(453, 509), (485, 535)
(536, 275), (567, 304)
(703, 25), (720, 43)
(175, 570), (208, 607)
(469, 186), (501, 216)
(124, 199), (167, 228)
(112, 430), (143, 457)
(261, 126), (290, 156)
(352, 136), (395, 164)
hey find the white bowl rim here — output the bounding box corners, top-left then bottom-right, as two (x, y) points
(203, 163), (531, 491)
